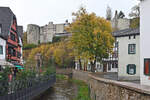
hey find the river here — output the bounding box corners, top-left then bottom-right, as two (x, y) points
(34, 79), (78, 100)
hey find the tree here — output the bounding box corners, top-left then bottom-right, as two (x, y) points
(130, 17), (140, 29)
(106, 6), (112, 20)
(129, 5), (140, 18)
(129, 5), (140, 29)
(53, 41), (74, 68)
(66, 7), (114, 72)
(118, 11), (125, 18)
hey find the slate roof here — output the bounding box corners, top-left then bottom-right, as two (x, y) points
(17, 26), (23, 39)
(0, 7), (15, 39)
(112, 28), (140, 37)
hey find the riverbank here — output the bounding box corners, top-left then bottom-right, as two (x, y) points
(33, 74), (91, 100)
(56, 74), (91, 100)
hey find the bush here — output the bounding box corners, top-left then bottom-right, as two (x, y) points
(23, 44), (37, 50)
(52, 36), (68, 43)
(16, 70), (36, 80)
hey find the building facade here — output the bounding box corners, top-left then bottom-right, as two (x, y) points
(0, 37), (6, 61)
(140, 0), (150, 86)
(0, 7), (23, 67)
(102, 41), (118, 73)
(113, 28), (140, 80)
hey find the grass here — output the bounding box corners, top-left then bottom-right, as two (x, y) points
(56, 74), (68, 80)
(70, 79), (91, 100)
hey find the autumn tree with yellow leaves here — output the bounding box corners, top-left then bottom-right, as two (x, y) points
(24, 40), (74, 70)
(66, 7), (115, 72)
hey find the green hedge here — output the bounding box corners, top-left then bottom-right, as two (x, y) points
(23, 44), (37, 50)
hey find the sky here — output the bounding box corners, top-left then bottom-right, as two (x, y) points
(0, 0), (139, 31)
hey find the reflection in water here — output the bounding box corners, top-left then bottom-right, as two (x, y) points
(34, 79), (78, 100)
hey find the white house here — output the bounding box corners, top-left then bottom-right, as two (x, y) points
(102, 42), (118, 73)
(140, 0), (150, 86)
(113, 28), (140, 80)
(0, 36), (7, 69)
(0, 37), (6, 60)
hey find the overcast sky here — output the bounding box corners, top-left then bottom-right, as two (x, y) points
(0, 0), (139, 31)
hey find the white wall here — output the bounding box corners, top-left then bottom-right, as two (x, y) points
(140, 0), (150, 86)
(96, 62), (103, 72)
(107, 64), (118, 72)
(118, 35), (140, 80)
(0, 38), (6, 60)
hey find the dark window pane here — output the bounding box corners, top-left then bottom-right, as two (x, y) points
(127, 64), (136, 75)
(128, 44), (136, 54)
(10, 33), (16, 41)
(108, 63), (111, 70)
(0, 45), (3, 54)
(0, 24), (2, 34)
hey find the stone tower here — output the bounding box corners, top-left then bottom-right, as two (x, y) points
(40, 22), (55, 43)
(27, 21), (70, 44)
(27, 24), (40, 45)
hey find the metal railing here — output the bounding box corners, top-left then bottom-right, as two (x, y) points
(0, 74), (56, 100)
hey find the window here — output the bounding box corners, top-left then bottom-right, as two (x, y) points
(115, 63), (118, 68)
(108, 63), (111, 70)
(144, 59), (150, 76)
(0, 45), (3, 54)
(0, 65), (2, 71)
(8, 47), (12, 55)
(17, 52), (21, 58)
(127, 64), (136, 75)
(129, 36), (131, 39)
(128, 44), (136, 54)
(8, 47), (16, 56)
(13, 49), (16, 56)
(112, 63), (115, 68)
(10, 33), (16, 41)
(134, 35), (136, 39)
(115, 42), (118, 48)
(0, 24), (2, 34)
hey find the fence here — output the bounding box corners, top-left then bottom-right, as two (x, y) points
(0, 74), (56, 100)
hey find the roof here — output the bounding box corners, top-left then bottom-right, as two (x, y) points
(17, 26), (23, 39)
(112, 28), (140, 37)
(0, 7), (15, 39)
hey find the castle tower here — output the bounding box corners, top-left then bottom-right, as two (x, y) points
(27, 24), (40, 45)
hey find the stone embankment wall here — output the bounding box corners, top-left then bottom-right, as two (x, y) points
(89, 74), (150, 100)
(72, 70), (91, 83)
(72, 70), (150, 100)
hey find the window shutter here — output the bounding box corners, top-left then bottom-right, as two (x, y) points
(144, 59), (150, 76)
(127, 65), (130, 74)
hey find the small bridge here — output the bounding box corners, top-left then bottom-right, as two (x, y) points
(56, 68), (73, 78)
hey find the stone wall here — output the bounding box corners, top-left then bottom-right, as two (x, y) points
(72, 70), (91, 83)
(27, 24), (40, 45)
(89, 74), (150, 100)
(111, 18), (130, 31)
(27, 21), (69, 44)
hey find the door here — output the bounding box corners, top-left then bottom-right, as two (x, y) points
(103, 63), (107, 72)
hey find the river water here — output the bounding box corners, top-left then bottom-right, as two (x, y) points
(34, 79), (78, 100)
